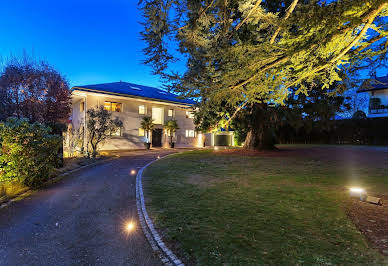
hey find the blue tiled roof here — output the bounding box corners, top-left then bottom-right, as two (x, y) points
(72, 82), (196, 105)
(357, 75), (388, 92)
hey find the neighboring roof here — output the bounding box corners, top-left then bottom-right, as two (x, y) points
(72, 81), (196, 106)
(357, 75), (388, 92)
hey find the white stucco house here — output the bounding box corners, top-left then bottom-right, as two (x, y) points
(70, 81), (205, 151)
(356, 75), (388, 118)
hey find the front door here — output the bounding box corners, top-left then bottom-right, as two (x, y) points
(152, 129), (162, 147)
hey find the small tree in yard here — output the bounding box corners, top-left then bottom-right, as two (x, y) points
(141, 116), (154, 149)
(164, 120), (179, 148)
(86, 106), (123, 157)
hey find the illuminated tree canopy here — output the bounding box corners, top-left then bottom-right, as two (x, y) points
(140, 0), (388, 149)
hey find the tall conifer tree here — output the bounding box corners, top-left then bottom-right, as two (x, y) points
(139, 0), (388, 150)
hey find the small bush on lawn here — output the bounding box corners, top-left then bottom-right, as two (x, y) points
(0, 118), (61, 187)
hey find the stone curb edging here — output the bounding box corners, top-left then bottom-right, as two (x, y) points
(136, 154), (185, 266)
(0, 156), (117, 209)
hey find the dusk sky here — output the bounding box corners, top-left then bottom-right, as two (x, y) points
(0, 0), (184, 88)
(0, 1), (386, 89)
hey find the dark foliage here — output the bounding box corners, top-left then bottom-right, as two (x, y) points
(0, 58), (71, 128)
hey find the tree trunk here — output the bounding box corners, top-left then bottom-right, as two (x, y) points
(243, 103), (276, 151)
(243, 127), (275, 150)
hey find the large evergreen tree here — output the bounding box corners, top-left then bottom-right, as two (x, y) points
(139, 0), (388, 150)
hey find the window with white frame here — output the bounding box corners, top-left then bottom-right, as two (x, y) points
(186, 110), (194, 119)
(104, 101), (122, 112)
(152, 107), (163, 124)
(185, 129), (195, 138)
(139, 105), (146, 115)
(168, 109), (174, 117)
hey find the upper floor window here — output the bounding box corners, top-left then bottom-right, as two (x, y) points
(80, 101), (85, 112)
(186, 111), (194, 119)
(104, 101), (122, 112)
(152, 107), (163, 124)
(168, 109), (174, 117)
(139, 105), (146, 115)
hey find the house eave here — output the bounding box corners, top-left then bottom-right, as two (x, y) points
(71, 87), (195, 107)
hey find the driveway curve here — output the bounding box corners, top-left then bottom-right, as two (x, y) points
(0, 150), (176, 266)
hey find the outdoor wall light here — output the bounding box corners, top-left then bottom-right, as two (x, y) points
(130, 170), (136, 175)
(157, 155), (160, 159)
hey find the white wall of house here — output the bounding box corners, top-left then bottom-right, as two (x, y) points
(71, 90), (199, 151)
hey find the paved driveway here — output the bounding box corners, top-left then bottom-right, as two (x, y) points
(0, 150), (176, 266)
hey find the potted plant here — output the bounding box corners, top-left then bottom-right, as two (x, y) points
(141, 116), (154, 149)
(164, 120), (179, 148)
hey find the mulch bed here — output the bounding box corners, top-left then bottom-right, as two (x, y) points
(346, 195), (388, 256)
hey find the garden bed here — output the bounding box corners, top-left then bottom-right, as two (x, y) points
(143, 145), (387, 264)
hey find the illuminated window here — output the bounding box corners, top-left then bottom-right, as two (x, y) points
(104, 102), (112, 111)
(186, 111), (194, 119)
(80, 101), (85, 112)
(185, 129), (195, 138)
(139, 105), (146, 115)
(152, 107), (163, 124)
(139, 128), (145, 136)
(104, 102), (122, 112)
(168, 109), (174, 117)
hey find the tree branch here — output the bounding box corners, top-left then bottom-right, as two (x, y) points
(353, 34), (385, 53)
(225, 101), (248, 126)
(176, 0), (216, 31)
(229, 56), (289, 90)
(283, 2), (387, 91)
(270, 0), (298, 44)
(234, 0), (262, 32)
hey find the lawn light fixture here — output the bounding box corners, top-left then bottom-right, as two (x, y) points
(157, 155), (160, 159)
(348, 187), (383, 205)
(125, 221), (135, 233)
(214, 146), (219, 151)
(349, 187), (367, 200)
(130, 169), (136, 175)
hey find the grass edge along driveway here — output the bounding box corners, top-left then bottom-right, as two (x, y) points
(143, 147), (386, 265)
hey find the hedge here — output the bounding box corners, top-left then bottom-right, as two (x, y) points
(0, 118), (61, 187)
(277, 117), (388, 145)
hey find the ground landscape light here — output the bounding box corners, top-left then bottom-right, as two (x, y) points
(125, 221), (135, 233)
(349, 187), (367, 200)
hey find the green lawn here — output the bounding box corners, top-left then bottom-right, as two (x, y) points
(143, 145), (387, 265)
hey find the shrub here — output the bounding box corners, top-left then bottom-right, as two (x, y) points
(0, 118), (61, 187)
(86, 106), (123, 157)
